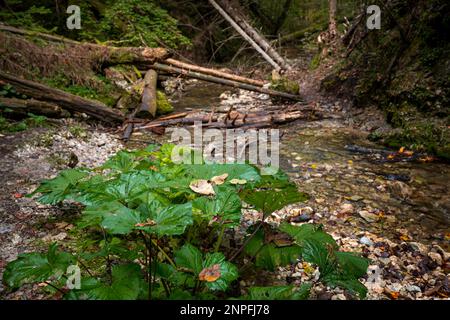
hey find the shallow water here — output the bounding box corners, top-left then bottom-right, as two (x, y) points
(280, 121), (450, 232)
(146, 82), (450, 245)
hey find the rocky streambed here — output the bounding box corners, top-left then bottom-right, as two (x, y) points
(0, 81), (448, 300)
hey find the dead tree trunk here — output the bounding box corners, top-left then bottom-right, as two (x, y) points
(0, 97), (70, 118)
(150, 63), (303, 101)
(208, 0), (290, 71)
(165, 58), (266, 87)
(136, 69), (158, 118)
(0, 72), (124, 122)
(329, 0), (338, 36)
(220, 0), (292, 70)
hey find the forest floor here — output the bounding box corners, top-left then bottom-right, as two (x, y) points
(0, 49), (449, 300)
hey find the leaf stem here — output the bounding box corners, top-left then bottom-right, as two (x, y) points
(151, 239), (176, 268)
(230, 222), (262, 261)
(214, 224), (226, 252)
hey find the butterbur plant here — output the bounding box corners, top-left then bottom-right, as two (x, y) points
(3, 144), (370, 300)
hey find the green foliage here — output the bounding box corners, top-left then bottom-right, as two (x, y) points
(3, 144), (369, 300)
(3, 243), (75, 289)
(96, 0), (190, 48)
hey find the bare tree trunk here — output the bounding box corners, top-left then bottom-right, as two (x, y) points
(209, 0), (291, 70)
(329, 0), (338, 36)
(165, 58), (266, 87)
(0, 72), (124, 122)
(0, 97), (70, 118)
(149, 63), (303, 101)
(136, 69), (158, 118)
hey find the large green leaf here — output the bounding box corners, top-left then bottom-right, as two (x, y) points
(335, 252), (370, 278)
(244, 229), (301, 271)
(279, 223), (337, 248)
(137, 202), (193, 236)
(184, 163), (260, 182)
(105, 171), (166, 203)
(101, 205), (141, 235)
(3, 244), (75, 289)
(322, 273), (368, 299)
(201, 252), (238, 291)
(247, 283), (311, 300)
(240, 185), (308, 215)
(174, 244), (203, 274)
(192, 188), (242, 226)
(82, 201), (192, 236)
(101, 151), (137, 173)
(301, 239), (337, 277)
(30, 169), (89, 204)
(88, 264), (144, 300)
(80, 201), (139, 234)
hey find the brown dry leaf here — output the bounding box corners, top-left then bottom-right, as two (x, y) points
(210, 173), (228, 185)
(148, 165), (158, 171)
(199, 264), (221, 282)
(135, 219), (157, 227)
(190, 180), (215, 195)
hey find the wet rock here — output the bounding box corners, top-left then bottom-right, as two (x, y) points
(405, 285), (421, 293)
(388, 181), (413, 200)
(348, 195), (364, 202)
(359, 210), (379, 222)
(339, 203), (354, 214)
(428, 252), (443, 266)
(360, 236), (374, 246)
(290, 214), (313, 223)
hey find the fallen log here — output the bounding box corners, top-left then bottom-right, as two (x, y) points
(0, 97), (70, 118)
(0, 71), (124, 123)
(136, 69), (158, 118)
(164, 58), (266, 87)
(0, 25), (169, 68)
(150, 63), (303, 101)
(134, 108), (317, 132)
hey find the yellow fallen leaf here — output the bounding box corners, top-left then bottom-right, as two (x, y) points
(399, 234), (410, 241)
(311, 164), (317, 169)
(210, 173), (228, 185)
(399, 147), (405, 153)
(199, 264), (221, 282)
(190, 180), (215, 195)
(230, 178), (247, 185)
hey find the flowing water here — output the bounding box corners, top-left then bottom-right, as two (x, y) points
(145, 82), (450, 248)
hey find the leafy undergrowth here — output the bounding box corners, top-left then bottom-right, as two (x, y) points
(3, 144), (369, 300)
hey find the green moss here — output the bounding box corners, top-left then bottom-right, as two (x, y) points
(43, 74), (119, 107)
(0, 114), (48, 133)
(309, 53), (321, 70)
(156, 91), (174, 115)
(270, 77), (300, 95)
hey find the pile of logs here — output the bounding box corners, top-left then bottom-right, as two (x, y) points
(126, 104), (321, 134)
(0, 25), (306, 140)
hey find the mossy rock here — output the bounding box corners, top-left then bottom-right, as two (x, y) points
(270, 77), (300, 95)
(156, 90), (173, 115)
